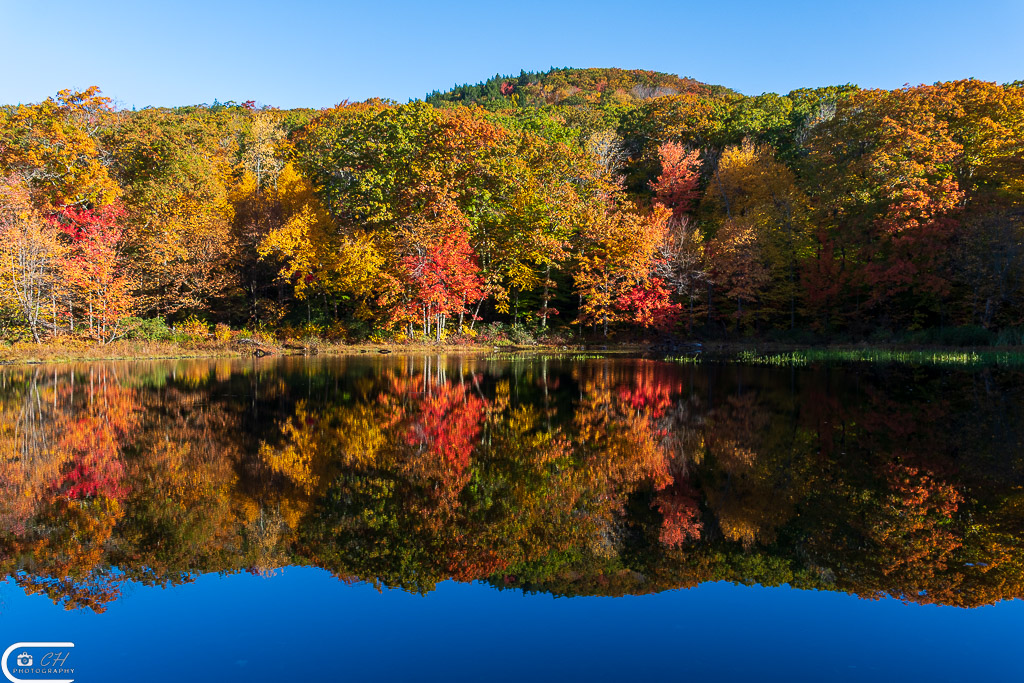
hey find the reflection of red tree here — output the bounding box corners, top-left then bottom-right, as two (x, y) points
(54, 418), (128, 501)
(444, 546), (509, 581)
(615, 362), (678, 418)
(575, 362), (678, 509)
(0, 368), (142, 612)
(389, 371), (488, 519)
(654, 479), (702, 547)
(51, 377), (137, 502)
(406, 379), (486, 474)
(857, 385), (949, 446)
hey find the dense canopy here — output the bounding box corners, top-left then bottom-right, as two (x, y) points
(1, 68), (1023, 345)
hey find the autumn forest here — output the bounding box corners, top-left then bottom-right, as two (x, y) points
(1, 68), (1023, 347)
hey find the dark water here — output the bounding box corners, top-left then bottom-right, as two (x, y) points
(0, 354), (1022, 681)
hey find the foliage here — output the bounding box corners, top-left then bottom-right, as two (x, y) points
(1, 74), (1023, 345)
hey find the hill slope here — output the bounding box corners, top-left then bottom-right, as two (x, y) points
(426, 67), (736, 107)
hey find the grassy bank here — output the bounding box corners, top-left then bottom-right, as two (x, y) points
(0, 338), (263, 363)
(705, 346), (1024, 367)
(7, 336), (1024, 367)
(0, 338), (581, 364)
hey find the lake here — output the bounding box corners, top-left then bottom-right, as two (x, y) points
(0, 354), (1021, 681)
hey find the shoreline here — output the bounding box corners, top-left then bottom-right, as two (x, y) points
(0, 339), (586, 365)
(4, 338), (1024, 365)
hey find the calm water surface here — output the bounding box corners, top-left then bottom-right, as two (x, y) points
(0, 354), (1022, 681)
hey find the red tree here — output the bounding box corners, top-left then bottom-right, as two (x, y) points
(53, 205), (135, 341)
(399, 222), (484, 341)
(651, 142), (702, 218)
(615, 277), (682, 332)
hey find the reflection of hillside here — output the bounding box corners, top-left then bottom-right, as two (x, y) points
(0, 357), (1023, 611)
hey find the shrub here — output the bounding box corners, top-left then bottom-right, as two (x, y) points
(177, 316), (210, 340)
(368, 329), (395, 344)
(766, 327), (822, 345)
(122, 317), (175, 341)
(344, 319), (372, 342)
(214, 323), (233, 342)
(238, 328), (276, 345)
(868, 328), (897, 344)
(506, 323), (537, 345)
(473, 322), (539, 345)
(905, 326), (994, 347)
(323, 322), (347, 342)
(940, 326), (993, 347)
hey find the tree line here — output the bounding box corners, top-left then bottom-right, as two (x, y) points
(1, 69), (1022, 343)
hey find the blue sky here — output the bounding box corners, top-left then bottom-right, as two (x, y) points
(1, 0), (1022, 108)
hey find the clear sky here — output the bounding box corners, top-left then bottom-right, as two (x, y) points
(2, 0), (1022, 109)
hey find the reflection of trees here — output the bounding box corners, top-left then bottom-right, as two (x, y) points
(0, 365), (138, 610)
(0, 369), (68, 535)
(1, 359), (1023, 610)
(291, 364), (590, 592)
(703, 391), (802, 548)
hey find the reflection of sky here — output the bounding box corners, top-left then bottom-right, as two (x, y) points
(1, 568), (1021, 682)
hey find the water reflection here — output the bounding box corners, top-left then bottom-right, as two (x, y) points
(0, 355), (1022, 612)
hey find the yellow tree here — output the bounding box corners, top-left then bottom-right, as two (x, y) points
(705, 140), (812, 328)
(228, 110), (290, 322)
(707, 218), (770, 329)
(0, 87), (119, 211)
(239, 110), (286, 190)
(482, 134), (584, 327)
(938, 80), (1024, 327)
(574, 202), (670, 336)
(104, 107), (240, 317)
(0, 178), (65, 340)
(258, 164), (385, 321)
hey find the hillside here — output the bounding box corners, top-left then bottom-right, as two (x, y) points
(426, 67), (736, 108)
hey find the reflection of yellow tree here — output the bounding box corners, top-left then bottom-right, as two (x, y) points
(574, 362), (674, 505)
(954, 489), (1024, 607)
(703, 392), (797, 548)
(0, 370), (70, 534)
(457, 399), (583, 574)
(844, 463), (965, 602)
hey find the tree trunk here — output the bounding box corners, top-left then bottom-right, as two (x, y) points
(469, 297), (485, 331)
(541, 263), (551, 329)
